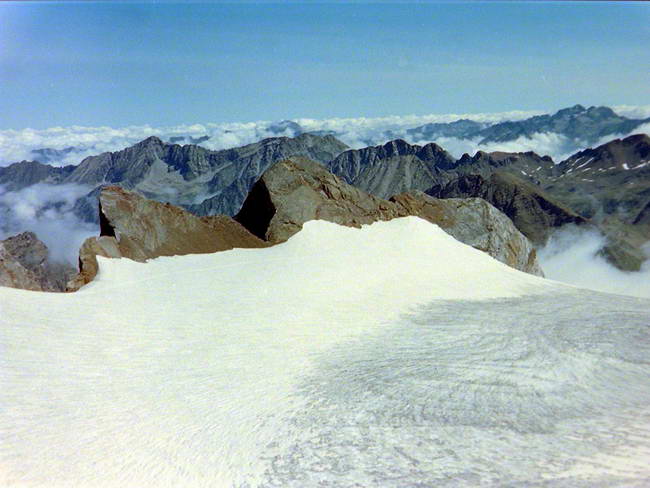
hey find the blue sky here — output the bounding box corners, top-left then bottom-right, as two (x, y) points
(1, 1), (649, 129)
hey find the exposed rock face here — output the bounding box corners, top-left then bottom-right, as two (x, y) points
(70, 235), (123, 291)
(328, 139), (458, 199)
(63, 133), (348, 221)
(547, 134), (650, 222)
(235, 157), (402, 244)
(186, 134), (349, 216)
(1, 134), (349, 223)
(534, 134), (650, 271)
(0, 239), (42, 291)
(454, 150), (558, 187)
(633, 200), (650, 228)
(423, 135), (650, 271)
(0, 232), (76, 292)
(595, 218), (650, 272)
(390, 192), (543, 276)
(67, 186), (268, 290)
(235, 157), (543, 275)
(427, 172), (587, 245)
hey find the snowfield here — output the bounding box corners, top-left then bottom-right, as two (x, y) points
(1, 217), (649, 487)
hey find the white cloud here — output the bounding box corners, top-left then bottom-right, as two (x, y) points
(1, 106), (648, 168)
(585, 122), (650, 154)
(0, 110), (543, 167)
(295, 109), (544, 149)
(612, 104), (650, 119)
(538, 225), (650, 299)
(406, 132), (578, 161)
(0, 183), (97, 264)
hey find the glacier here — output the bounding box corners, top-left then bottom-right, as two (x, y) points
(1, 217), (649, 487)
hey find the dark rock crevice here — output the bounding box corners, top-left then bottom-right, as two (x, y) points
(234, 181), (277, 241)
(98, 201), (116, 238)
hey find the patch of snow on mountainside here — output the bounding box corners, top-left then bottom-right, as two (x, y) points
(1, 218), (650, 486)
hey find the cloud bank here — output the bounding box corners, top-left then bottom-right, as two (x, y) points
(0, 183), (96, 264)
(1, 109), (544, 167)
(612, 104), (650, 119)
(3, 107), (649, 169)
(538, 226), (650, 299)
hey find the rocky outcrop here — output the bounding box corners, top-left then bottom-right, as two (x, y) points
(67, 186), (268, 290)
(533, 134), (650, 271)
(69, 235), (123, 291)
(427, 171), (588, 245)
(234, 157), (402, 244)
(235, 157), (543, 275)
(0, 239), (42, 291)
(0, 232), (76, 291)
(390, 192), (543, 276)
(439, 135), (650, 271)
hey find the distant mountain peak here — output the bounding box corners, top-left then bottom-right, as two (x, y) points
(381, 139), (414, 154)
(135, 135), (165, 147)
(557, 104), (587, 115)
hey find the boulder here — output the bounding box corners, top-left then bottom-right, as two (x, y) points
(0, 232), (76, 292)
(234, 157), (402, 244)
(67, 186), (268, 290)
(0, 240), (42, 291)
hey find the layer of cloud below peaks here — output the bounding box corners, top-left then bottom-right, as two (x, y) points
(0, 109), (546, 167)
(538, 226), (650, 300)
(3, 108), (650, 169)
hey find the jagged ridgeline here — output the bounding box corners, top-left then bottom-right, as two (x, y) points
(406, 104), (650, 144)
(1, 107), (649, 280)
(66, 158), (542, 292)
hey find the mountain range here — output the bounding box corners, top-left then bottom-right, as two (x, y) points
(406, 104), (650, 145)
(15, 105), (650, 169)
(1, 115), (650, 273)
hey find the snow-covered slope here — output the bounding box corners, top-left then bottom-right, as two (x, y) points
(1, 218), (649, 487)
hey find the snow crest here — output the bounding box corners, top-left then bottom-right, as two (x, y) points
(1, 218), (649, 486)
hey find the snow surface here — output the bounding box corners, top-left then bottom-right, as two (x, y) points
(1, 217), (650, 487)
(575, 157), (594, 170)
(633, 160), (649, 170)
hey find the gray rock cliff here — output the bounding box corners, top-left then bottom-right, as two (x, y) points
(328, 139), (458, 199)
(427, 171), (588, 246)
